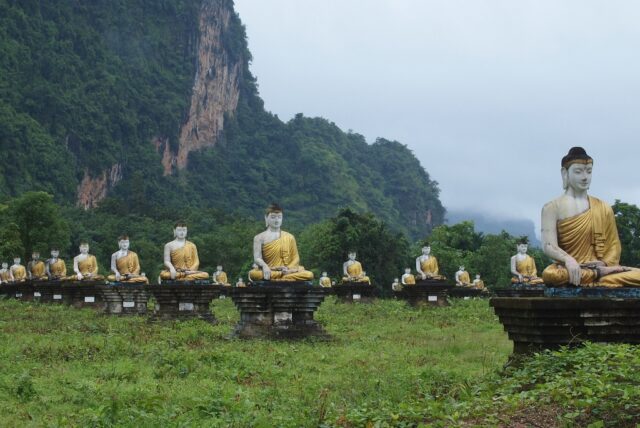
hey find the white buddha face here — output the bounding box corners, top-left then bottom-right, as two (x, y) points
(32, 252), (40, 260)
(322, 272), (327, 277)
(119, 240), (130, 251)
(79, 244), (89, 255)
(459, 266), (465, 271)
(404, 268), (411, 274)
(51, 250), (59, 259)
(563, 162), (592, 192)
(394, 278), (399, 282)
(517, 243), (528, 254)
(174, 226), (188, 239)
(348, 252), (357, 261)
(265, 211), (283, 229)
(475, 274), (481, 279)
(422, 246), (431, 255)
(1, 263), (7, 269)
(216, 265), (223, 272)
(13, 257), (20, 265)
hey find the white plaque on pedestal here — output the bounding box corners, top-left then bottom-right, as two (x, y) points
(84, 296), (95, 303)
(179, 302), (194, 311)
(123, 301), (135, 308)
(353, 294), (361, 300)
(428, 295), (438, 302)
(53, 294), (62, 300)
(274, 312), (292, 323)
(34, 292), (41, 297)
(15, 293), (22, 298)
(464, 296), (471, 300)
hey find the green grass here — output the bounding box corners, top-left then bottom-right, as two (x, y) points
(0, 297), (638, 427)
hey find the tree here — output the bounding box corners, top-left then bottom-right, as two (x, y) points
(613, 200), (640, 266)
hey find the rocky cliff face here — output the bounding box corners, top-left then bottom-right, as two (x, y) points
(157, 0), (242, 175)
(76, 164), (123, 209)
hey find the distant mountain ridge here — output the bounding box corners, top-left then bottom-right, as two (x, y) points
(446, 210), (541, 247)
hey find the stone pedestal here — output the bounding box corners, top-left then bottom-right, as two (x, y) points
(491, 288), (640, 354)
(13, 282), (33, 301)
(64, 282), (108, 310)
(448, 287), (488, 299)
(334, 283), (377, 303)
(230, 282), (328, 339)
(101, 284), (149, 315)
(1, 283), (18, 299)
(495, 284), (545, 297)
(394, 280), (452, 307)
(147, 282), (220, 323)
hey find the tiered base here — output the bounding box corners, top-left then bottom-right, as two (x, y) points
(495, 284), (545, 297)
(448, 287), (488, 299)
(334, 283), (377, 303)
(147, 283), (220, 323)
(394, 280), (453, 306)
(231, 282), (328, 339)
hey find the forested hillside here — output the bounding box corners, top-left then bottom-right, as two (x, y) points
(0, 0), (444, 238)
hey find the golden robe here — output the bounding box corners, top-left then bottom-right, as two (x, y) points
(213, 271), (229, 285)
(29, 261), (47, 280)
(342, 261), (371, 284)
(48, 259), (67, 279)
(511, 255), (544, 285)
(249, 231), (314, 281)
(107, 252), (148, 284)
(473, 279), (486, 290)
(160, 241), (209, 280)
(419, 257), (445, 280)
(12, 265), (27, 282)
(319, 276), (332, 287)
(0, 270), (11, 282)
(402, 274), (416, 285)
(457, 271), (471, 285)
(68, 255), (104, 281)
(543, 196), (640, 287)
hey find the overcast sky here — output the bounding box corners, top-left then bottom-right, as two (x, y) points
(234, 0), (640, 233)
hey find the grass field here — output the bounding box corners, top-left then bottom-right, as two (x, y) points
(0, 296), (638, 427)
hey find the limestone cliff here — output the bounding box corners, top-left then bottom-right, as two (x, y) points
(157, 0), (242, 175)
(76, 164), (123, 209)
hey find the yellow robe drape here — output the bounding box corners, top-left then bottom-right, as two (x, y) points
(29, 261), (47, 279)
(342, 261), (371, 284)
(457, 271), (471, 285)
(213, 271), (229, 285)
(543, 196), (640, 287)
(49, 259), (67, 279)
(473, 279), (486, 290)
(249, 231), (314, 281)
(511, 255), (544, 284)
(319, 276), (332, 287)
(108, 252), (148, 284)
(0, 270), (11, 282)
(160, 241), (209, 280)
(11, 265), (27, 281)
(419, 257), (445, 280)
(68, 255), (104, 281)
(402, 274), (416, 285)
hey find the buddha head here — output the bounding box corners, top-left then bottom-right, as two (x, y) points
(79, 242), (89, 255)
(393, 277), (399, 283)
(321, 271), (328, 277)
(422, 245), (431, 255)
(517, 236), (529, 254)
(459, 265), (465, 272)
(174, 221), (188, 239)
(264, 204), (283, 229)
(475, 274), (481, 280)
(13, 257), (20, 265)
(216, 265), (223, 272)
(1, 262), (7, 269)
(32, 252), (40, 261)
(348, 251), (357, 261)
(237, 277), (244, 284)
(404, 267), (411, 274)
(118, 235), (130, 251)
(51, 249), (59, 259)
(561, 147), (593, 191)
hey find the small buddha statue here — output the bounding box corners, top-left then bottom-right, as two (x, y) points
(249, 204), (314, 281)
(510, 239), (544, 285)
(401, 267), (416, 285)
(319, 271), (332, 288)
(472, 274), (486, 290)
(27, 252), (47, 280)
(69, 242), (104, 281)
(341, 251), (371, 284)
(10, 257), (27, 282)
(236, 277), (246, 287)
(160, 222), (209, 281)
(542, 147), (640, 287)
(46, 249), (68, 280)
(1, 262), (14, 283)
(455, 265), (471, 286)
(415, 245), (445, 280)
(391, 277), (402, 291)
(212, 265), (230, 286)
(107, 235), (148, 284)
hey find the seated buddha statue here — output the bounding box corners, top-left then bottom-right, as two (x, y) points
(249, 204), (314, 281)
(160, 222), (209, 281)
(319, 271), (332, 288)
(401, 267), (416, 285)
(341, 251), (371, 284)
(27, 252), (47, 280)
(541, 147), (640, 287)
(455, 266), (471, 286)
(510, 239), (544, 285)
(0, 262), (12, 283)
(212, 265), (230, 286)
(69, 242), (104, 281)
(415, 245), (445, 280)
(236, 277), (246, 287)
(10, 257), (27, 282)
(46, 249), (68, 280)
(472, 274), (486, 290)
(391, 278), (402, 291)
(107, 235), (148, 284)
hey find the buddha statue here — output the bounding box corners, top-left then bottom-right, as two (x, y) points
(510, 239), (544, 285)
(401, 267), (416, 285)
(341, 251), (371, 284)
(472, 274), (486, 290)
(319, 271), (332, 288)
(212, 265), (230, 286)
(160, 222), (209, 281)
(27, 252), (47, 280)
(69, 242), (104, 281)
(10, 257), (27, 282)
(249, 204), (314, 281)
(46, 249), (67, 280)
(455, 266), (471, 286)
(541, 147), (640, 287)
(236, 277), (246, 287)
(391, 277), (402, 291)
(415, 245), (445, 280)
(0, 262), (12, 283)
(107, 235), (148, 284)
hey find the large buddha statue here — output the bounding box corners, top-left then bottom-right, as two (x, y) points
(69, 242), (104, 281)
(319, 271), (332, 288)
(510, 239), (544, 285)
(415, 245), (445, 280)
(541, 147), (640, 287)
(212, 265), (230, 286)
(401, 267), (416, 285)
(46, 249), (67, 280)
(27, 252), (47, 280)
(249, 204), (314, 281)
(107, 235), (148, 284)
(455, 265), (471, 286)
(160, 222), (209, 281)
(0, 262), (12, 283)
(341, 251), (371, 284)
(10, 257), (27, 282)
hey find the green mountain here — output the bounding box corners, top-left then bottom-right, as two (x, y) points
(0, 0), (444, 238)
